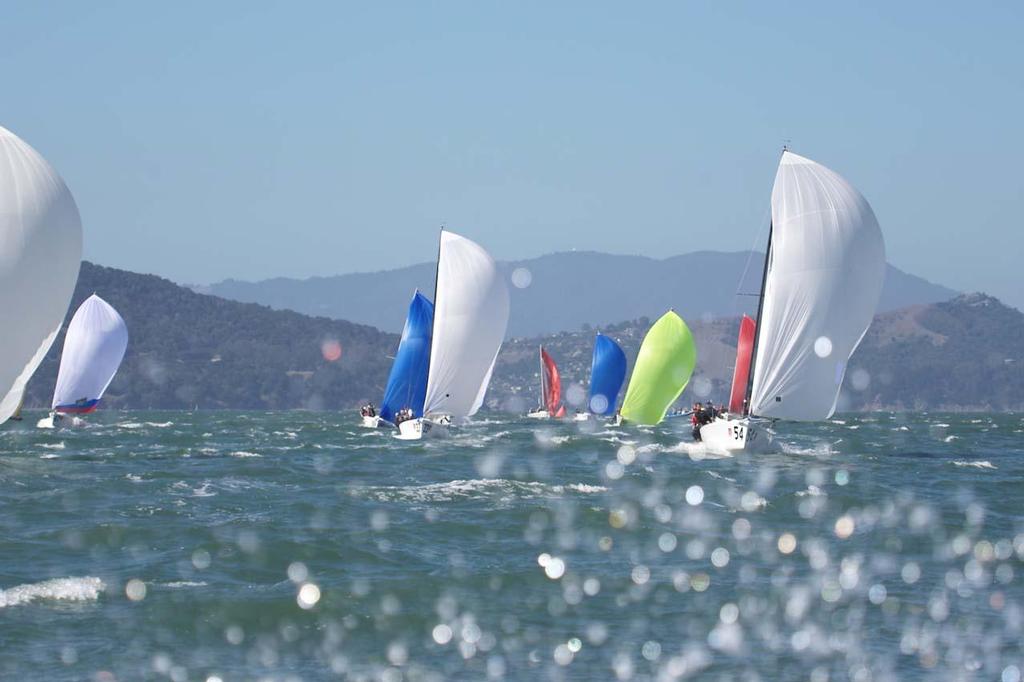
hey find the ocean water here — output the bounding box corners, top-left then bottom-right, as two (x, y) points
(1, 411), (1022, 682)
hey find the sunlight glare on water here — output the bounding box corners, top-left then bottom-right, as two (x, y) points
(0, 410), (1021, 680)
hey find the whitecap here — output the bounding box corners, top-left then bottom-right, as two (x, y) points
(0, 577), (105, 608)
(40, 442), (66, 450)
(952, 460), (996, 469)
(796, 485), (826, 497)
(160, 581), (208, 588)
(352, 478), (605, 503)
(39, 454), (60, 460)
(230, 451), (261, 458)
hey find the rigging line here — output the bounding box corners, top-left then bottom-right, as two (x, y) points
(734, 203), (773, 309)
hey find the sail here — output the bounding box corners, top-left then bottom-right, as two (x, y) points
(728, 315), (755, 413)
(620, 311), (697, 425)
(0, 126), (83, 424)
(52, 295), (128, 413)
(588, 334), (626, 415)
(380, 291), (434, 422)
(749, 151), (885, 420)
(540, 347), (562, 415)
(423, 231), (510, 420)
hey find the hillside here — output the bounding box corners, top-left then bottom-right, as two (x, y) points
(20, 263), (1022, 413)
(22, 263), (399, 411)
(198, 250), (957, 336)
(487, 294), (1024, 413)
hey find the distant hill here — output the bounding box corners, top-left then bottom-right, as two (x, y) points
(22, 262), (399, 411)
(488, 294), (1024, 413)
(20, 263), (1020, 413)
(198, 250), (958, 336)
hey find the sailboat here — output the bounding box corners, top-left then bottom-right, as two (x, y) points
(373, 290), (434, 428)
(700, 151), (885, 452)
(0, 126), (83, 426)
(574, 333), (626, 421)
(617, 311), (697, 425)
(37, 295), (128, 429)
(526, 346), (565, 419)
(395, 230), (510, 440)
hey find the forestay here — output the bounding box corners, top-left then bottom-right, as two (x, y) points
(588, 334), (626, 415)
(380, 290), (433, 422)
(52, 295), (128, 413)
(0, 126), (83, 424)
(749, 151), (885, 420)
(423, 231), (510, 420)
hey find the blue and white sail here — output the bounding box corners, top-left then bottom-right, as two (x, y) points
(588, 333), (626, 415)
(380, 290), (434, 423)
(52, 295), (128, 414)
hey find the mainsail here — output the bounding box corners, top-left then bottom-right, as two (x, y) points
(380, 290), (434, 422)
(748, 151), (885, 420)
(52, 295), (128, 413)
(539, 347), (563, 416)
(728, 315), (755, 414)
(588, 333), (626, 415)
(620, 311), (697, 425)
(422, 231), (510, 420)
(0, 126), (83, 424)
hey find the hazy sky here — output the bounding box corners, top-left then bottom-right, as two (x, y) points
(3, 2), (1022, 307)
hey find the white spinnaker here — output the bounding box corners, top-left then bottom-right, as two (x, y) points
(749, 151), (885, 420)
(423, 231), (510, 420)
(0, 126), (83, 424)
(52, 295), (128, 410)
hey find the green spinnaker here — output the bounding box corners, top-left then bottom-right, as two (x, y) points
(619, 310), (697, 425)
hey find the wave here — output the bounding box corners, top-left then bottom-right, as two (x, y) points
(0, 577), (105, 608)
(352, 478), (607, 503)
(230, 450), (262, 458)
(952, 460), (996, 469)
(40, 442), (66, 450)
(160, 581), (208, 588)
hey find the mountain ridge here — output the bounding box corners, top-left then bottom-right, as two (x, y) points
(197, 250), (959, 337)
(19, 263), (1020, 413)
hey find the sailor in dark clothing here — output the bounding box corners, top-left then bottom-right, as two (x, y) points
(691, 402), (704, 442)
(360, 403), (377, 418)
(394, 407), (414, 426)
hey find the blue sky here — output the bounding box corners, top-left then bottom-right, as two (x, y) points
(3, 2), (1022, 307)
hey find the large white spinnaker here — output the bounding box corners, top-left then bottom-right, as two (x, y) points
(422, 231), (510, 420)
(0, 126), (83, 425)
(748, 151), (885, 420)
(51, 295), (128, 413)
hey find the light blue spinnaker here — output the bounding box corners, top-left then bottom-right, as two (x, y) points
(380, 291), (434, 423)
(588, 333), (627, 415)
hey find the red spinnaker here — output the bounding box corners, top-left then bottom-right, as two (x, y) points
(541, 347), (563, 416)
(728, 315), (756, 414)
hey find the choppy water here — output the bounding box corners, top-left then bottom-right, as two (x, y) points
(1, 411), (1022, 681)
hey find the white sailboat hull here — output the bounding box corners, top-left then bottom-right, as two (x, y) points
(573, 412), (591, 422)
(525, 409), (550, 420)
(360, 415), (384, 429)
(699, 416), (771, 453)
(394, 417), (451, 441)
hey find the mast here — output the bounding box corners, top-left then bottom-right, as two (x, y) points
(742, 148), (790, 417)
(743, 224), (772, 416)
(423, 227), (444, 415)
(539, 345), (546, 409)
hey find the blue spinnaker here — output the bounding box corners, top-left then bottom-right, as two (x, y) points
(380, 291), (434, 423)
(588, 333), (626, 415)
